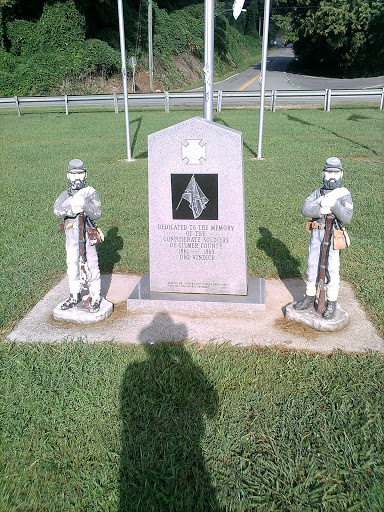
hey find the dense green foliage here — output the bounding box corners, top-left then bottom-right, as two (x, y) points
(0, 0), (261, 96)
(274, 0), (384, 77)
(153, 4), (205, 60)
(0, 0), (382, 95)
(1, 341), (383, 510)
(0, 0), (121, 95)
(0, 105), (383, 336)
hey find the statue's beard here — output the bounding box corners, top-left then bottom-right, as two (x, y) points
(323, 177), (342, 190)
(69, 178), (86, 190)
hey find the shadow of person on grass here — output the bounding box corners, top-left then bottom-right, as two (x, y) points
(119, 321), (220, 511)
(257, 227), (303, 300)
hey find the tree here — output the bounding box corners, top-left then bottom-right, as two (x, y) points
(274, 0), (384, 77)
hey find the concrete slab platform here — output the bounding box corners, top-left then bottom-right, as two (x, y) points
(127, 275), (265, 318)
(5, 273), (384, 354)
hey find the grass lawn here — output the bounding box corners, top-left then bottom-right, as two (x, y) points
(0, 104), (383, 335)
(1, 342), (384, 511)
(0, 104), (383, 510)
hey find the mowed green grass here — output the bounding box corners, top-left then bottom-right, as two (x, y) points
(0, 104), (383, 334)
(0, 105), (383, 510)
(1, 341), (384, 511)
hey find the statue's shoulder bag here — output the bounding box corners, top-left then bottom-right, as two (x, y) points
(333, 219), (350, 250)
(87, 219), (104, 245)
(86, 218), (104, 246)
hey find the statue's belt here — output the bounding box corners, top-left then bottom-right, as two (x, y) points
(306, 220), (326, 232)
(311, 221), (325, 230)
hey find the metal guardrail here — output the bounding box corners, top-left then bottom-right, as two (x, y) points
(0, 88), (383, 115)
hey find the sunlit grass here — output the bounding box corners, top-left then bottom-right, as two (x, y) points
(0, 104), (383, 510)
(1, 105), (382, 334)
(0, 341), (383, 511)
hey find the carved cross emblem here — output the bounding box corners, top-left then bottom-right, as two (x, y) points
(181, 139), (206, 165)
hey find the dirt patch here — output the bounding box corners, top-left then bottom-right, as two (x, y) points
(102, 301), (128, 323)
(155, 54), (204, 91)
(351, 156), (382, 164)
(58, 53), (203, 95)
(59, 70), (164, 95)
(275, 317), (321, 339)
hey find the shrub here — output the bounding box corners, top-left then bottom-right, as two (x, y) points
(6, 19), (37, 56)
(153, 4), (204, 63)
(84, 39), (120, 76)
(0, 1), (121, 95)
(0, 46), (16, 72)
(35, 0), (85, 53)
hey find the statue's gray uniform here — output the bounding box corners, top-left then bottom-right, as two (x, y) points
(302, 187), (353, 301)
(54, 186), (102, 299)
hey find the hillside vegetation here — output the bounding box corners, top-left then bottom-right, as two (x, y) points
(1, 0), (382, 96)
(0, 0), (262, 96)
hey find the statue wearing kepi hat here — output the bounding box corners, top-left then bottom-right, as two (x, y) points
(54, 159), (104, 313)
(294, 157), (353, 320)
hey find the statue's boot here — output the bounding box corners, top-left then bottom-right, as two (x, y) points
(89, 297), (101, 313)
(293, 295), (315, 310)
(60, 293), (81, 310)
(322, 301), (337, 320)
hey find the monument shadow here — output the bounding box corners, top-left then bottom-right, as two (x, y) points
(119, 332), (220, 511)
(257, 227), (303, 300)
(97, 226), (123, 296)
(214, 115), (257, 158)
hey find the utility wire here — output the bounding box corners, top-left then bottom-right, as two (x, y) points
(135, 0), (143, 59)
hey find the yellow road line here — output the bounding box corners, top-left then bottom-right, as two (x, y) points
(237, 74), (260, 91)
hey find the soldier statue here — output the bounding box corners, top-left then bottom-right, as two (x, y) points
(54, 159), (103, 313)
(294, 157), (353, 319)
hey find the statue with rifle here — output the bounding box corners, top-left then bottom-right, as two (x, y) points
(54, 159), (104, 313)
(294, 157), (353, 320)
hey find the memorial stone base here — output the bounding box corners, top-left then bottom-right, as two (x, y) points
(127, 274), (265, 319)
(285, 301), (349, 332)
(53, 297), (113, 324)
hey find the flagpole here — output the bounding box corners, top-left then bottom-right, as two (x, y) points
(257, 0), (271, 160)
(203, 0), (214, 121)
(117, 0), (134, 162)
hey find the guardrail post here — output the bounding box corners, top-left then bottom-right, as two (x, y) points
(217, 90), (223, 112)
(324, 88), (332, 111)
(65, 95), (69, 115)
(380, 87), (384, 110)
(14, 96), (21, 116)
(113, 93), (119, 114)
(165, 91), (170, 113)
(271, 90), (277, 112)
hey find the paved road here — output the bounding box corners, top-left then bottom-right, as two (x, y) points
(185, 43), (383, 108)
(213, 42), (384, 92)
